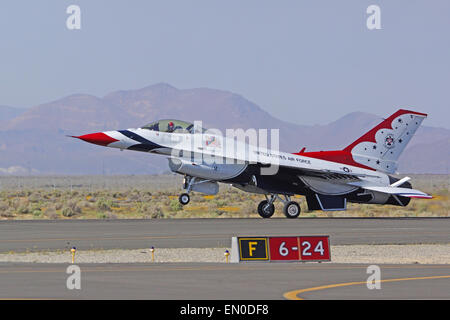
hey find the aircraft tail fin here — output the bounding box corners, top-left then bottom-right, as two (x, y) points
(343, 109), (427, 174)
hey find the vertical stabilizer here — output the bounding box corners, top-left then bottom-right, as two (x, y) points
(343, 109), (427, 173)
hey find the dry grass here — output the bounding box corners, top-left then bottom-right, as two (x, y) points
(0, 174), (448, 219)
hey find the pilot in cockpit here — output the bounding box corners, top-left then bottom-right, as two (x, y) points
(167, 121), (175, 132)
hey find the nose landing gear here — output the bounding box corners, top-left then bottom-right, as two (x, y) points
(178, 176), (195, 205)
(179, 193), (190, 205)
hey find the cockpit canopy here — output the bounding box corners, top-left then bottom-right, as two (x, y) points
(141, 119), (206, 134)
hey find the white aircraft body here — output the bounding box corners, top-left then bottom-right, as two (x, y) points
(72, 109), (431, 218)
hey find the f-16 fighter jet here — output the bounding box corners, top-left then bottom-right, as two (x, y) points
(72, 109), (432, 218)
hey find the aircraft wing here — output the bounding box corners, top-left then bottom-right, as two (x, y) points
(296, 168), (378, 180)
(270, 163), (379, 183)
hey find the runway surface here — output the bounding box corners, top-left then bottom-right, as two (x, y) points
(1, 218), (449, 300)
(0, 262), (448, 299)
(0, 218), (448, 252)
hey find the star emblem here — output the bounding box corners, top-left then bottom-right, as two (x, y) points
(384, 134), (395, 148)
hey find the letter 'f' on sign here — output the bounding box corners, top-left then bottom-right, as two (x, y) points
(248, 242), (257, 256)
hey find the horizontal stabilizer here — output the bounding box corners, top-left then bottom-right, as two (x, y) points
(363, 186), (432, 199)
(390, 176), (411, 187)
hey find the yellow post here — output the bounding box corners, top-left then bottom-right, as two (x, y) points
(70, 247), (76, 264)
(150, 246), (155, 262)
(224, 249), (230, 263)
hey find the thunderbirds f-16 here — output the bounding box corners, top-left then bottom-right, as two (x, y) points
(72, 109), (432, 218)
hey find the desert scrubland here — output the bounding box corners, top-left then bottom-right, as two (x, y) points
(0, 174), (448, 220)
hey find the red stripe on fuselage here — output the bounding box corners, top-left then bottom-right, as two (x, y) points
(293, 150), (376, 171)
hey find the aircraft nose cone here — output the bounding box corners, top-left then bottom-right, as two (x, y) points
(73, 132), (119, 146)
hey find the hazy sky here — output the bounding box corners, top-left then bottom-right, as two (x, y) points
(1, 1), (449, 128)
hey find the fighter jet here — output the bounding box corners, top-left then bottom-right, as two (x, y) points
(72, 109), (432, 218)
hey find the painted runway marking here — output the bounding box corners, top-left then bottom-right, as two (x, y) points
(283, 275), (450, 300)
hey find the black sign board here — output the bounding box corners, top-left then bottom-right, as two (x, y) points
(238, 237), (269, 261)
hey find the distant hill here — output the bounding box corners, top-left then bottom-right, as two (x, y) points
(0, 83), (448, 174)
(0, 105), (24, 124)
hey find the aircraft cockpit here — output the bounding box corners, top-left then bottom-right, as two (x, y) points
(141, 119), (206, 134)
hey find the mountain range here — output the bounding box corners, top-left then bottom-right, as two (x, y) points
(0, 83), (448, 175)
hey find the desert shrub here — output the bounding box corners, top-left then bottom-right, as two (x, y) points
(214, 208), (225, 216)
(169, 199), (183, 212)
(77, 200), (93, 209)
(0, 201), (8, 212)
(0, 208), (15, 218)
(61, 201), (81, 217)
(44, 206), (58, 219)
(128, 189), (141, 201)
(18, 205), (29, 214)
(151, 206), (165, 219)
(240, 202), (255, 216)
(54, 202), (64, 210)
(97, 212), (117, 219)
(110, 200), (120, 208)
(29, 194), (41, 203)
(213, 199), (228, 207)
(137, 202), (165, 218)
(51, 191), (62, 198)
(136, 202), (147, 213)
(62, 207), (76, 217)
(96, 212), (108, 219)
(32, 209), (43, 217)
(96, 198), (111, 212)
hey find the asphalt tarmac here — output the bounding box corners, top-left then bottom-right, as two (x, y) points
(0, 218), (448, 300)
(0, 262), (448, 299)
(0, 218), (449, 252)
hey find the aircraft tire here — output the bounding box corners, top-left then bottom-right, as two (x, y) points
(283, 201), (300, 219)
(257, 200), (275, 219)
(179, 193), (190, 205)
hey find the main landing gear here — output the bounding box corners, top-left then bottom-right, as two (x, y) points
(257, 194), (301, 219)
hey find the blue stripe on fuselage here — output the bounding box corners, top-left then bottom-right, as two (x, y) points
(118, 130), (162, 152)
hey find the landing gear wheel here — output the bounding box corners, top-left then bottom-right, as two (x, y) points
(257, 200), (275, 219)
(283, 201), (300, 219)
(179, 193), (190, 205)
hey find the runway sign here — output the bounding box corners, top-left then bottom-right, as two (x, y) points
(238, 237), (269, 261)
(268, 237), (300, 261)
(231, 236), (330, 262)
(298, 236), (330, 261)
